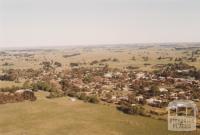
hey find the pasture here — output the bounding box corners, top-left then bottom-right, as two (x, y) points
(0, 91), (198, 135)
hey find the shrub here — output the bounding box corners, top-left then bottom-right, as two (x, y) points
(32, 81), (52, 91)
(87, 96), (99, 104)
(47, 90), (64, 98)
(112, 58), (119, 62)
(131, 56), (136, 61)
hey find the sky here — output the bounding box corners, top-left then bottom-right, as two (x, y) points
(0, 0), (200, 48)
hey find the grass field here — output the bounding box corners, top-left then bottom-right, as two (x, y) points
(0, 81), (22, 88)
(0, 91), (199, 135)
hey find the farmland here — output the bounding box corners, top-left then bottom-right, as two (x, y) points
(1, 44), (200, 71)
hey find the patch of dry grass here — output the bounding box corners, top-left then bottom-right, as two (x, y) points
(0, 81), (22, 88)
(0, 91), (199, 135)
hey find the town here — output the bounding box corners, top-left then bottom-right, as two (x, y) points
(0, 45), (200, 130)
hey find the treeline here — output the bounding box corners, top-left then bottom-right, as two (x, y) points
(40, 61), (62, 71)
(155, 62), (200, 79)
(63, 53), (80, 58)
(31, 80), (99, 103)
(0, 69), (42, 81)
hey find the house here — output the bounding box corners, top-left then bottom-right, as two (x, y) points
(135, 95), (144, 102)
(104, 73), (112, 78)
(111, 96), (117, 100)
(93, 76), (104, 83)
(70, 98), (76, 102)
(144, 87), (150, 91)
(119, 96), (128, 101)
(114, 72), (122, 77)
(170, 92), (178, 100)
(177, 69), (190, 73)
(146, 98), (162, 107)
(159, 88), (168, 92)
(15, 89), (33, 94)
(123, 85), (129, 91)
(136, 72), (145, 79)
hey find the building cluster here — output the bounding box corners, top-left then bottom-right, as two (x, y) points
(58, 63), (200, 109)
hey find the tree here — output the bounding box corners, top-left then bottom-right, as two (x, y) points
(83, 75), (93, 83)
(150, 85), (160, 96)
(194, 70), (200, 80)
(70, 63), (79, 67)
(132, 56), (136, 61)
(54, 61), (62, 67)
(90, 60), (98, 65)
(142, 56), (149, 61)
(112, 58), (119, 62)
(41, 61), (53, 71)
(128, 93), (136, 104)
(32, 81), (52, 91)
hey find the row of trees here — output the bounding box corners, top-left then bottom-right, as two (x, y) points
(117, 101), (145, 115)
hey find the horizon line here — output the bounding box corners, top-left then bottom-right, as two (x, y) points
(0, 41), (200, 50)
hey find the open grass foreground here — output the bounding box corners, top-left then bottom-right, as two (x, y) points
(0, 91), (199, 135)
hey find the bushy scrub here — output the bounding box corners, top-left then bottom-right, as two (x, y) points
(87, 95), (99, 104)
(117, 103), (145, 115)
(32, 81), (52, 92)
